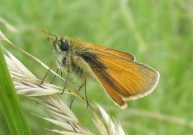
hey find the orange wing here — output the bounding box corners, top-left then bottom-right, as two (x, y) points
(80, 47), (159, 109)
(79, 42), (135, 61)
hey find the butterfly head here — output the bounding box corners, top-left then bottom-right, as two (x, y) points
(52, 37), (70, 54)
(42, 28), (70, 54)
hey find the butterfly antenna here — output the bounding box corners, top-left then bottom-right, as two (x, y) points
(41, 28), (57, 41)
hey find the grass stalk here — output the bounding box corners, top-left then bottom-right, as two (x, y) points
(0, 46), (31, 135)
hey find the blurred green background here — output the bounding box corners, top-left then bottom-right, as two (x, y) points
(0, 0), (193, 134)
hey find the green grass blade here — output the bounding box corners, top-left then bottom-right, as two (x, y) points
(0, 46), (31, 135)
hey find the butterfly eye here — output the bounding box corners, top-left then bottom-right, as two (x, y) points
(60, 40), (69, 51)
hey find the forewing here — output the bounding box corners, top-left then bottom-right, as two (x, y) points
(80, 48), (159, 108)
(79, 42), (135, 61)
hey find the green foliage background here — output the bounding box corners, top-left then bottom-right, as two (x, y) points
(0, 0), (192, 134)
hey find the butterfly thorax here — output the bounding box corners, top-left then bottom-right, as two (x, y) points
(53, 36), (96, 79)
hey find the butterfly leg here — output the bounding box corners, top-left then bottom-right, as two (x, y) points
(69, 77), (87, 109)
(50, 68), (59, 84)
(41, 61), (55, 84)
(84, 79), (89, 107)
(61, 64), (70, 94)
